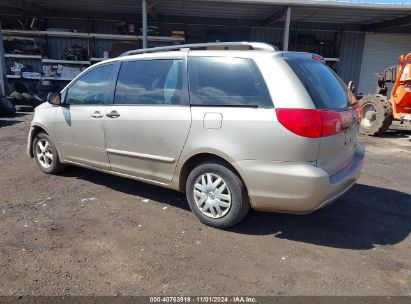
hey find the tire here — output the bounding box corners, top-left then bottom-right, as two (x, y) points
(0, 97), (16, 116)
(186, 162), (250, 228)
(10, 91), (32, 106)
(359, 94), (393, 136)
(33, 132), (65, 174)
(31, 95), (45, 107)
(9, 91), (23, 101)
(12, 81), (28, 94)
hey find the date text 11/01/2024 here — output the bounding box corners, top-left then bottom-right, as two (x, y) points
(149, 297), (257, 303)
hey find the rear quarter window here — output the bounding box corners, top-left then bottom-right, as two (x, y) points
(286, 59), (349, 110)
(188, 56), (272, 108)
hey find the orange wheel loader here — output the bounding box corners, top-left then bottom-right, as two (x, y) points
(359, 53), (411, 136)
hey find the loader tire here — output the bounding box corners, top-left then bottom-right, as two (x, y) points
(359, 94), (393, 136)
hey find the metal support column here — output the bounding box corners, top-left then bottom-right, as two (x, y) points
(142, 0), (148, 49)
(282, 6), (291, 51)
(0, 22), (6, 96)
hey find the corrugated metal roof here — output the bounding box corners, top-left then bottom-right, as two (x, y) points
(31, 0), (141, 14)
(10, 0), (411, 25)
(153, 1), (278, 19)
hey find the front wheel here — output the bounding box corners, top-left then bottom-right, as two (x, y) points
(33, 132), (65, 174)
(186, 162), (250, 228)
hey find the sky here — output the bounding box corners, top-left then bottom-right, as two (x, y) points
(318, 0), (411, 3)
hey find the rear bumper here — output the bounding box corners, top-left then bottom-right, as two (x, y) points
(235, 143), (365, 213)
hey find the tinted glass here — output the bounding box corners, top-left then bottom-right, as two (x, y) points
(287, 59), (349, 110)
(188, 57), (272, 107)
(114, 59), (184, 105)
(66, 64), (113, 105)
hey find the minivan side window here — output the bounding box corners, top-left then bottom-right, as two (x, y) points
(188, 57), (272, 108)
(114, 59), (185, 105)
(65, 64), (114, 105)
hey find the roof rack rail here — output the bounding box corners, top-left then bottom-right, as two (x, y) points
(120, 42), (278, 57)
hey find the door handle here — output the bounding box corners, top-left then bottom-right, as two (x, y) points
(106, 110), (120, 118)
(91, 111), (103, 118)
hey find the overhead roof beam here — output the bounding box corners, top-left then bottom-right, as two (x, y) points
(142, 0), (148, 48)
(1, 0), (51, 16)
(363, 15), (411, 31)
(283, 6), (291, 51)
(198, 0), (411, 11)
(261, 7), (288, 26)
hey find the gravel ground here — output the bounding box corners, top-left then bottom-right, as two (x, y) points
(0, 113), (410, 296)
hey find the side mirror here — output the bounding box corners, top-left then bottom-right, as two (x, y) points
(47, 92), (61, 106)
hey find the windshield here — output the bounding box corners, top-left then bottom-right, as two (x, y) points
(286, 59), (349, 110)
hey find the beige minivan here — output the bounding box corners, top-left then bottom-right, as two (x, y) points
(28, 42), (364, 228)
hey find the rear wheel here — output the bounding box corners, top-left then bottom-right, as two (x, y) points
(186, 162), (250, 228)
(359, 94), (393, 136)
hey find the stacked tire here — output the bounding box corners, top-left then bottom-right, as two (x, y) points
(9, 81), (48, 112)
(0, 97), (16, 116)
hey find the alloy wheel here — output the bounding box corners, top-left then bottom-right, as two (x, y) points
(35, 139), (53, 168)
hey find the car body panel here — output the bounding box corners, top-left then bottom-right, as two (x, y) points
(27, 103), (56, 158)
(181, 107), (320, 163)
(103, 105), (191, 183)
(316, 124), (359, 175)
(236, 143), (364, 212)
(49, 61), (119, 170)
(53, 105), (110, 170)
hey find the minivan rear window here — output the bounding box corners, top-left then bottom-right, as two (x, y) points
(286, 59), (349, 110)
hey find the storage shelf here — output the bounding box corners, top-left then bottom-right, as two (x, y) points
(93, 33), (138, 40)
(2, 30), (184, 42)
(42, 58), (90, 65)
(6, 74), (21, 79)
(138, 35), (184, 42)
(7, 74), (71, 81)
(23, 76), (42, 80)
(43, 76), (72, 81)
(90, 57), (106, 62)
(4, 53), (42, 59)
(2, 29), (88, 38)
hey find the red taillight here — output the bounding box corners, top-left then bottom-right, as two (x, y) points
(312, 54), (324, 61)
(275, 108), (343, 138)
(321, 110), (343, 136)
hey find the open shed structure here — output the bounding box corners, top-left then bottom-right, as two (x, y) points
(1, 0), (411, 96)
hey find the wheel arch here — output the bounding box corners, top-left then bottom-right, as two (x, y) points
(177, 152), (247, 193)
(28, 124), (52, 158)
